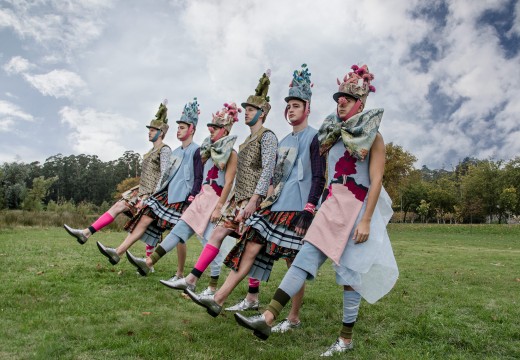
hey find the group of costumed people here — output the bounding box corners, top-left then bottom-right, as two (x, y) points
(63, 63), (399, 357)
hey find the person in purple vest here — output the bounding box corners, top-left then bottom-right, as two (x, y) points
(96, 99), (203, 272)
(160, 71), (278, 307)
(63, 100), (172, 262)
(125, 102), (239, 292)
(184, 65), (326, 334)
(234, 64), (399, 357)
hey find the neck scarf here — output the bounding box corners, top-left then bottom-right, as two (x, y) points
(318, 108), (384, 160)
(200, 134), (237, 170)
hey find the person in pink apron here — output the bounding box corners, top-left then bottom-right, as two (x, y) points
(161, 71), (278, 309)
(63, 100), (172, 262)
(234, 64), (399, 357)
(184, 65), (326, 335)
(96, 99), (203, 271)
(125, 102), (239, 292)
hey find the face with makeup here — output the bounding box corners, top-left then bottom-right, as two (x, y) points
(337, 95), (364, 119)
(244, 105), (264, 125)
(208, 125), (228, 142)
(148, 127), (160, 142)
(177, 122), (191, 140)
(286, 99), (306, 123)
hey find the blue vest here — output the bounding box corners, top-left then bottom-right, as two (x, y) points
(202, 158), (227, 196)
(271, 126), (317, 212)
(158, 142), (199, 204)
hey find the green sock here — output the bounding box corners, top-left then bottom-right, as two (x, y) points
(209, 276), (219, 288)
(150, 246), (166, 264)
(340, 322), (355, 340)
(266, 288), (291, 319)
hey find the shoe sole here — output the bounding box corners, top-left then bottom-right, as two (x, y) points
(185, 290), (220, 318)
(233, 313), (269, 340)
(225, 306), (259, 312)
(159, 279), (187, 291)
(125, 252), (149, 277)
(96, 242), (119, 265)
(63, 225), (87, 245)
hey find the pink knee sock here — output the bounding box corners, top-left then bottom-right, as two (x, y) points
(192, 244), (219, 276)
(90, 212), (115, 232)
(248, 277), (260, 294)
(146, 244), (154, 258)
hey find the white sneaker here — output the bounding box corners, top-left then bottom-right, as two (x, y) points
(224, 298), (259, 311)
(197, 287), (215, 297)
(320, 338), (353, 357)
(271, 318), (302, 333)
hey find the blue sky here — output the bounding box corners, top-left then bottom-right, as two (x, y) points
(1, 0), (519, 169)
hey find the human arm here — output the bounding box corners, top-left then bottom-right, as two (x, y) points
(241, 131), (277, 220)
(293, 135), (327, 236)
(153, 146), (172, 195)
(353, 133), (385, 244)
(211, 151), (237, 223)
(187, 149), (203, 204)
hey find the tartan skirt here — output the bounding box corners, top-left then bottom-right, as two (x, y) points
(124, 190), (185, 246)
(224, 209), (303, 281)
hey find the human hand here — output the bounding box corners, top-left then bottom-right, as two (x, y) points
(353, 219), (370, 244)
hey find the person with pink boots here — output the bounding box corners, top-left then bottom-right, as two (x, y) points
(126, 102), (239, 293)
(185, 65), (326, 336)
(63, 100), (172, 260)
(96, 99), (203, 271)
(162, 71), (278, 309)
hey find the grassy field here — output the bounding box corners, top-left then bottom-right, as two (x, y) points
(0, 224), (519, 359)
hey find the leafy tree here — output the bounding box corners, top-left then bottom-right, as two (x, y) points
(384, 143), (417, 204)
(416, 200), (430, 223)
(23, 176), (59, 211)
(497, 187), (517, 223)
(113, 177), (141, 200)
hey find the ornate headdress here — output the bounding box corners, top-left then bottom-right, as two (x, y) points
(285, 64), (312, 103)
(241, 69), (272, 117)
(177, 97), (200, 127)
(146, 99), (169, 134)
(208, 102), (241, 133)
(333, 64), (376, 104)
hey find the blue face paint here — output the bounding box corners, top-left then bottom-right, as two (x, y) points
(248, 109), (263, 127)
(151, 129), (161, 142)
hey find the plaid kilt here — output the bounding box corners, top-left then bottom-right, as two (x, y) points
(124, 190), (185, 246)
(224, 209), (302, 281)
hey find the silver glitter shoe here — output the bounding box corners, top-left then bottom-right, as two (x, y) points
(271, 318), (302, 333)
(234, 313), (271, 340)
(160, 276), (195, 292)
(126, 251), (150, 276)
(224, 298), (260, 311)
(184, 289), (222, 317)
(320, 338), (354, 357)
(96, 241), (120, 265)
(63, 224), (88, 245)
(197, 287), (216, 297)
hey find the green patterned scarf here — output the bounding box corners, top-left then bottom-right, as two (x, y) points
(318, 108), (384, 160)
(200, 135), (237, 170)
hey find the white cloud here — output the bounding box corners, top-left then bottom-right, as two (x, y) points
(0, 0), (518, 168)
(59, 106), (138, 160)
(23, 70), (87, 99)
(0, 0), (114, 60)
(0, 99), (34, 132)
(3, 56), (33, 75)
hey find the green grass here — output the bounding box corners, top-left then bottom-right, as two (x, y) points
(0, 224), (519, 359)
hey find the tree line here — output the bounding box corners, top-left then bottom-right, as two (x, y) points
(1, 145), (519, 224)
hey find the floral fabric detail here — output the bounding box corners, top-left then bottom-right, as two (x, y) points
(204, 164), (223, 196)
(318, 108), (383, 159)
(328, 150), (369, 202)
(200, 134), (237, 170)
